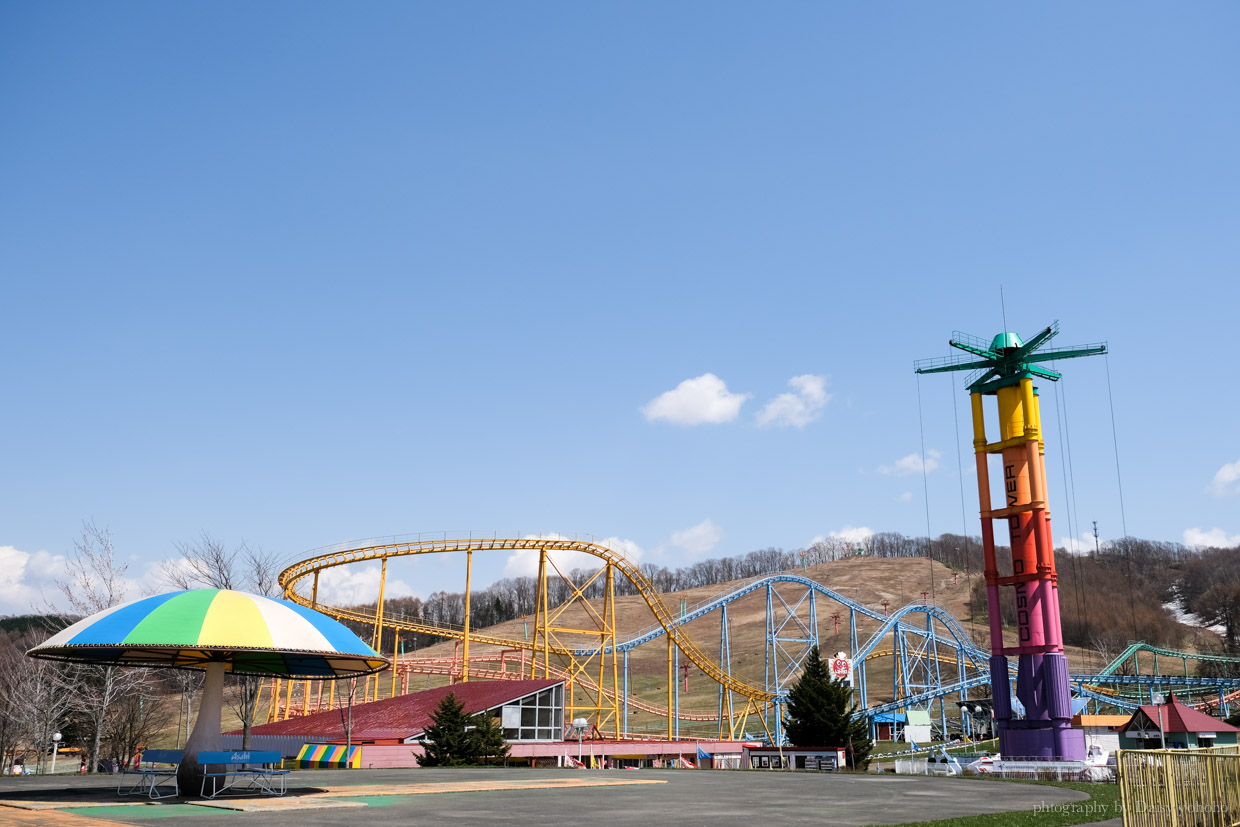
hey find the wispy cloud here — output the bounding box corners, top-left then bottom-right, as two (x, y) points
(1183, 527), (1240, 549)
(1208, 458), (1240, 497)
(503, 534), (644, 578)
(0, 545), (66, 615)
(318, 563), (416, 605)
(828, 526), (873, 543)
(1058, 533), (1106, 555)
(878, 450), (941, 476)
(756, 374), (830, 428)
(669, 519), (724, 557)
(642, 374), (750, 425)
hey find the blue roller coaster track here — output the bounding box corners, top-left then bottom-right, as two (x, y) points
(574, 572), (1240, 741)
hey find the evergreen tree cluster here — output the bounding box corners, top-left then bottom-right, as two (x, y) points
(783, 646), (873, 769)
(417, 692), (510, 767)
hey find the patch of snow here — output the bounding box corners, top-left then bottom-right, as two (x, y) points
(1163, 599), (1226, 635)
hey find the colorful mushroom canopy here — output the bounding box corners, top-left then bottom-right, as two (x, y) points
(28, 588), (387, 678)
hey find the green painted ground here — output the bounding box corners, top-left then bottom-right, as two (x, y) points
(334, 795), (399, 807)
(59, 803), (217, 819)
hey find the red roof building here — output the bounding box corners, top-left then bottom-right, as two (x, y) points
(1117, 694), (1240, 750)
(230, 679), (565, 745)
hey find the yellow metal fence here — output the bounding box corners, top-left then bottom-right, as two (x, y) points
(1118, 745), (1240, 827)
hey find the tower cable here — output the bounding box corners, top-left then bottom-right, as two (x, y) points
(1105, 353), (1129, 539)
(1052, 369), (1091, 666)
(916, 374), (935, 604)
(951, 371), (976, 639)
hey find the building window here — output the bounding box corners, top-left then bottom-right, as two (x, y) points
(501, 685), (564, 742)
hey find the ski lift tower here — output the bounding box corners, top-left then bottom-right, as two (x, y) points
(915, 321), (1105, 760)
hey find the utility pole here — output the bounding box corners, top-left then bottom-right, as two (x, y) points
(1092, 522), (1100, 556)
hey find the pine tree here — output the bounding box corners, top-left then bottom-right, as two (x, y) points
(417, 692), (474, 767)
(783, 646), (873, 769)
(470, 711), (510, 765)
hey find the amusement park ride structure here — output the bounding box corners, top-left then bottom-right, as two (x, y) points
(263, 321), (1239, 750)
(274, 533), (1240, 745)
(916, 322), (1105, 760)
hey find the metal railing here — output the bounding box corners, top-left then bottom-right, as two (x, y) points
(1118, 745), (1240, 827)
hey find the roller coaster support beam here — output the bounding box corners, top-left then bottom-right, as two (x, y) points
(667, 634), (674, 740)
(371, 558), (387, 702)
(718, 604), (734, 741)
(623, 649), (630, 736)
(461, 549), (474, 682)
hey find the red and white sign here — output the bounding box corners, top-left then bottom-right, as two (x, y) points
(829, 654), (852, 681)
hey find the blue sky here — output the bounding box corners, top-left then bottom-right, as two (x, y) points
(2, 2), (1238, 613)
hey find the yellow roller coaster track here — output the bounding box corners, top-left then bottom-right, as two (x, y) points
(279, 536), (777, 740)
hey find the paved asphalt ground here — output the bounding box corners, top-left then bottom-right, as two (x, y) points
(0, 768), (1097, 826)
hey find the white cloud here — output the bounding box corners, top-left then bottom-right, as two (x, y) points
(503, 534), (643, 579)
(828, 526), (873, 544)
(1208, 458), (1240, 497)
(0, 545), (67, 615)
(669, 519), (724, 557)
(756, 374), (830, 428)
(898, 491), (913, 502)
(642, 374), (750, 425)
(317, 563), (416, 606)
(878, 449), (941, 476)
(597, 537), (644, 563)
(1057, 534), (1107, 555)
(1183, 527), (1240, 549)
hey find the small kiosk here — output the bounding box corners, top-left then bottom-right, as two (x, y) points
(742, 746), (846, 771)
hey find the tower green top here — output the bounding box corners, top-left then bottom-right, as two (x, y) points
(913, 321), (1106, 394)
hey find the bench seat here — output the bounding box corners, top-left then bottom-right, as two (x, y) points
(118, 749), (183, 800)
(197, 750), (289, 799)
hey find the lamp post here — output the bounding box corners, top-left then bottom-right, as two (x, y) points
(1152, 693), (1166, 750)
(572, 717), (589, 765)
(49, 732), (62, 774)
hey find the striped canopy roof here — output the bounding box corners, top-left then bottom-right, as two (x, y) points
(27, 588), (387, 678)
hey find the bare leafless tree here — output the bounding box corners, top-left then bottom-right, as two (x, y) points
(337, 677), (358, 754)
(0, 630), (59, 774)
(101, 672), (161, 770)
(12, 637), (75, 774)
(55, 520), (131, 617)
(49, 521), (144, 774)
(1090, 633), (1134, 676)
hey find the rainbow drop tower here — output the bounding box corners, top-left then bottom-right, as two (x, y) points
(916, 322), (1105, 760)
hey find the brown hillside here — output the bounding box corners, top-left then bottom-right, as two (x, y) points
(391, 557), (1028, 737)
